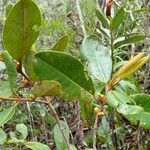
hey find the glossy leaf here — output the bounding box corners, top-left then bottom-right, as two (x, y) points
(3, 0), (41, 60)
(81, 36), (112, 83)
(25, 142), (50, 150)
(52, 34), (68, 52)
(111, 7), (126, 30)
(31, 80), (61, 97)
(16, 123), (28, 139)
(54, 121), (70, 150)
(95, 9), (109, 28)
(33, 51), (94, 100)
(0, 80), (12, 97)
(114, 35), (145, 48)
(0, 106), (16, 127)
(2, 51), (17, 91)
(0, 129), (7, 145)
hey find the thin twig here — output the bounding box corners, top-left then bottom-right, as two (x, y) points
(42, 116), (49, 145)
(26, 102), (36, 141)
(110, 109), (118, 150)
(93, 115), (99, 150)
(63, 117), (75, 146)
(16, 61), (33, 84)
(109, 21), (118, 149)
(76, 100), (86, 148)
(110, 24), (114, 77)
(0, 96), (49, 104)
(45, 97), (71, 150)
(18, 69), (33, 84)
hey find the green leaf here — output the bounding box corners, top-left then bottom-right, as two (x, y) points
(5, 3), (13, 17)
(0, 80), (12, 97)
(119, 80), (140, 94)
(107, 91), (119, 107)
(33, 51), (94, 100)
(2, 51), (17, 91)
(111, 7), (126, 30)
(139, 112), (150, 129)
(125, 113), (139, 125)
(3, 0), (41, 61)
(95, 9), (109, 28)
(107, 88), (144, 116)
(114, 35), (145, 48)
(52, 34), (68, 52)
(126, 94), (150, 129)
(117, 104), (143, 115)
(0, 106), (16, 127)
(16, 123), (28, 139)
(115, 87), (133, 103)
(133, 94), (150, 112)
(134, 7), (150, 13)
(81, 36), (112, 83)
(0, 128), (7, 145)
(8, 131), (20, 143)
(23, 50), (39, 81)
(31, 80), (61, 97)
(9, 131), (17, 140)
(25, 142), (50, 150)
(106, 89), (131, 107)
(54, 121), (70, 150)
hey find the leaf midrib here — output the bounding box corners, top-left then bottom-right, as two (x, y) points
(92, 45), (107, 81)
(36, 57), (91, 94)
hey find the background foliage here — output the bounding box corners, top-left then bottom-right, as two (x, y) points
(0, 0), (150, 150)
